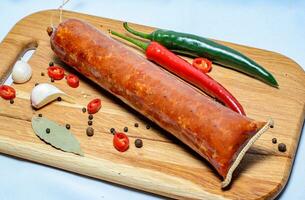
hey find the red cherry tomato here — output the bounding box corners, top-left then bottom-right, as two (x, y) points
(113, 132), (129, 152)
(48, 66), (65, 80)
(87, 98), (101, 114)
(192, 58), (212, 73)
(66, 74), (79, 88)
(0, 85), (16, 100)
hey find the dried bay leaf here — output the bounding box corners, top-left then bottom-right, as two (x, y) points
(31, 116), (83, 156)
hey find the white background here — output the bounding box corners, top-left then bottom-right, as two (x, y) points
(0, 0), (304, 199)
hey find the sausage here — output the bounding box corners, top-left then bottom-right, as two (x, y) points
(48, 19), (272, 188)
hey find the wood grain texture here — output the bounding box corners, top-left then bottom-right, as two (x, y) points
(0, 10), (304, 200)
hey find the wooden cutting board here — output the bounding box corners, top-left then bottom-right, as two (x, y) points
(0, 10), (304, 200)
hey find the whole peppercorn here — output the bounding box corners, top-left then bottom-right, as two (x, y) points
(46, 128), (50, 134)
(123, 127), (128, 132)
(88, 120), (93, 126)
(66, 124), (71, 129)
(135, 139), (143, 148)
(88, 114), (93, 120)
(110, 128), (116, 134)
(272, 138), (277, 144)
(134, 123), (139, 128)
(278, 143), (286, 152)
(86, 127), (94, 137)
(49, 61), (54, 66)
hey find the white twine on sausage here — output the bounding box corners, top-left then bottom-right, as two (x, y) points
(50, 0), (71, 28)
(221, 118), (274, 188)
(59, 0), (71, 23)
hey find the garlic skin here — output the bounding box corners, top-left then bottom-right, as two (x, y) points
(12, 60), (32, 83)
(31, 83), (74, 109)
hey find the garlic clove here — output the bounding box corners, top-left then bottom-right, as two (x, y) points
(12, 60), (32, 83)
(31, 83), (75, 109)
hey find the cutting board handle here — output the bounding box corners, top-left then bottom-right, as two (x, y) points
(0, 35), (37, 84)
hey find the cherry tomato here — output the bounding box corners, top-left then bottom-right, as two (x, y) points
(192, 58), (212, 73)
(113, 132), (129, 152)
(87, 98), (101, 114)
(0, 85), (16, 100)
(66, 74), (79, 88)
(48, 66), (65, 80)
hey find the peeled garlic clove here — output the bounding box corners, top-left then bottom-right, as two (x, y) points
(12, 60), (32, 83)
(31, 83), (75, 109)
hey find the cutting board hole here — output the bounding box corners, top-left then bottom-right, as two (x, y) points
(2, 42), (37, 85)
(19, 43), (37, 62)
(21, 48), (36, 62)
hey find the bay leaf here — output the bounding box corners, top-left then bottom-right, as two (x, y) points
(31, 116), (84, 156)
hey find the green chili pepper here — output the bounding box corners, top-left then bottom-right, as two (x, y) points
(123, 22), (279, 88)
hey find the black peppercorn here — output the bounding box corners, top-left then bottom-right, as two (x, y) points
(134, 123), (139, 128)
(123, 127), (128, 132)
(46, 128), (50, 133)
(49, 61), (54, 66)
(135, 139), (143, 148)
(270, 124), (274, 128)
(88, 114), (93, 120)
(272, 138), (277, 144)
(35, 83), (39, 86)
(66, 124), (71, 129)
(146, 124), (151, 129)
(10, 99), (14, 104)
(41, 72), (45, 76)
(278, 143), (286, 152)
(86, 127), (94, 137)
(38, 114), (42, 117)
(110, 128), (116, 134)
(82, 107), (87, 113)
(88, 120), (93, 126)
(57, 97), (62, 101)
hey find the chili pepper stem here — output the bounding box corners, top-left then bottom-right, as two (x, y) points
(123, 22), (152, 40)
(110, 30), (149, 51)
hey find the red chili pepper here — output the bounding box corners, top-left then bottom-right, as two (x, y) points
(66, 74), (80, 88)
(87, 98), (101, 114)
(110, 30), (245, 115)
(48, 66), (65, 80)
(113, 132), (129, 152)
(0, 85), (16, 100)
(192, 57), (212, 73)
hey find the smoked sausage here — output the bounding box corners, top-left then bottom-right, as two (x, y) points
(48, 19), (272, 188)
